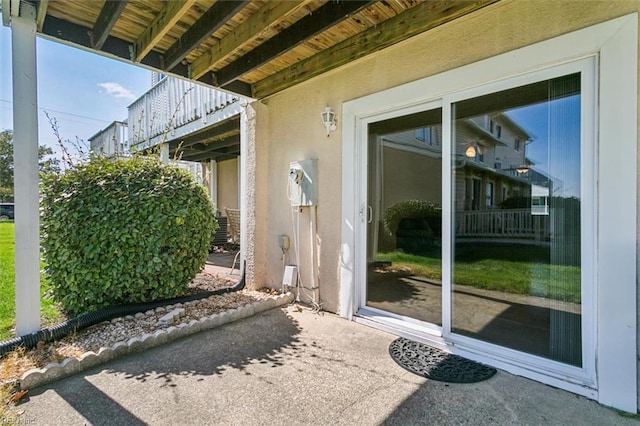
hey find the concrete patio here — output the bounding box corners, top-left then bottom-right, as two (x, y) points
(15, 305), (637, 425)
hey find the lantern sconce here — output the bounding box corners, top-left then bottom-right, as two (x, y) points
(321, 106), (337, 137)
(464, 142), (484, 158)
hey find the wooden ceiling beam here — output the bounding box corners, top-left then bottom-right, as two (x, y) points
(163, 0), (250, 72)
(36, 0), (49, 32)
(191, 0), (308, 80)
(213, 0), (375, 88)
(179, 132), (240, 151)
(251, 0), (500, 99)
(181, 151), (238, 163)
(41, 15), (189, 77)
(92, 0), (128, 50)
(174, 117), (240, 150)
(197, 73), (253, 98)
(135, 0), (196, 62)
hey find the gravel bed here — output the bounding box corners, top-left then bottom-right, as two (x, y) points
(0, 272), (282, 383)
(51, 290), (274, 359)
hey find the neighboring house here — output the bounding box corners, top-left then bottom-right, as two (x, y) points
(127, 73), (245, 218)
(5, 0), (640, 414)
(88, 120), (128, 157)
(89, 73), (245, 219)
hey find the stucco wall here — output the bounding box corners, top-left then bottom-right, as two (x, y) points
(251, 0), (640, 314)
(217, 158), (239, 212)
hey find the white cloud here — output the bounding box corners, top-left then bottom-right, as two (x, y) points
(98, 82), (136, 100)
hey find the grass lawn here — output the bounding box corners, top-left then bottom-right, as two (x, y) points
(376, 243), (581, 303)
(0, 222), (64, 341)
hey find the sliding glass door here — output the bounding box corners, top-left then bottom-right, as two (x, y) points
(451, 73), (583, 366)
(360, 58), (594, 373)
(365, 107), (443, 326)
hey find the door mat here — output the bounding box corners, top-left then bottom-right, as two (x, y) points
(389, 337), (496, 383)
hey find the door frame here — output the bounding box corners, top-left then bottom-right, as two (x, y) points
(339, 14), (637, 411)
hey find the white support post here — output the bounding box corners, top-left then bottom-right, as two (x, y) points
(210, 159), (218, 213)
(159, 142), (169, 164)
(239, 107), (248, 277)
(11, 1), (41, 336)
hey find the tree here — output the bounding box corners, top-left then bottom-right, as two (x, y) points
(0, 130), (61, 202)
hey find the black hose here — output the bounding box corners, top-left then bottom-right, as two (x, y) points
(0, 265), (246, 358)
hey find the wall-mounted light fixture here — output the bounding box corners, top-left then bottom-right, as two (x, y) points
(320, 106), (337, 137)
(464, 143), (484, 158)
(516, 165), (530, 174)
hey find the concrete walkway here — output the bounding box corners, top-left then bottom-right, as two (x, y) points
(17, 306), (638, 425)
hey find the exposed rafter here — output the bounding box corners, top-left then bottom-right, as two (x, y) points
(91, 0), (128, 50)
(41, 15), (189, 78)
(29, 0), (500, 101)
(35, 0), (48, 32)
(191, 0), (309, 80)
(163, 1), (250, 72)
(182, 151), (238, 163)
(175, 134), (241, 163)
(211, 0), (375, 89)
(251, 0), (500, 99)
(175, 118), (241, 151)
(179, 132), (240, 151)
(134, 0), (196, 62)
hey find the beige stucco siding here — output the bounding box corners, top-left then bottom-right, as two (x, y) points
(251, 0), (640, 313)
(217, 158), (239, 212)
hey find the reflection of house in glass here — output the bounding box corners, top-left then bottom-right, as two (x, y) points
(381, 111), (554, 243)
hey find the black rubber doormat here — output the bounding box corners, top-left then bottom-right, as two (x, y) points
(389, 337), (496, 383)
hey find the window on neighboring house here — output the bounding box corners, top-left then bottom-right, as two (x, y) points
(415, 127), (432, 145)
(515, 137), (521, 151)
(490, 119), (495, 133)
(496, 125), (502, 138)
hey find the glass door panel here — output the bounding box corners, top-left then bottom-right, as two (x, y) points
(366, 108), (443, 325)
(451, 74), (582, 366)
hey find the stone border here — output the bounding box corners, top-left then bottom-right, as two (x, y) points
(19, 293), (294, 390)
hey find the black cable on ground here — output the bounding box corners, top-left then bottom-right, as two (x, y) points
(0, 264), (246, 358)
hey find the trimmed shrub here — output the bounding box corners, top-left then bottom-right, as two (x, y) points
(383, 200), (441, 235)
(41, 156), (217, 315)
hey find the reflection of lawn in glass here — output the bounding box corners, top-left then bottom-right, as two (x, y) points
(376, 244), (581, 303)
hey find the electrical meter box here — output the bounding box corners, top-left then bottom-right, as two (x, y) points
(288, 159), (318, 206)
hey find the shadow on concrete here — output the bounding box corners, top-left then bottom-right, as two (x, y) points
(25, 308), (302, 425)
(366, 268), (420, 304)
(110, 308), (301, 383)
(52, 377), (147, 426)
(206, 250), (239, 269)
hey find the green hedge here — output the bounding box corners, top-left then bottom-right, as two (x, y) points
(383, 200), (440, 235)
(41, 156), (217, 315)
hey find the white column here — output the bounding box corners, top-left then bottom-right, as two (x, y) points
(239, 105), (248, 277)
(11, 1), (41, 336)
(159, 142), (169, 164)
(209, 159), (218, 213)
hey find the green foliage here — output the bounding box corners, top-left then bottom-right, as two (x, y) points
(40, 156), (217, 315)
(383, 200), (440, 234)
(0, 222), (64, 340)
(0, 129), (61, 202)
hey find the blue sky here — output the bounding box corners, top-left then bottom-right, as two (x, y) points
(0, 24), (150, 158)
(508, 95), (581, 198)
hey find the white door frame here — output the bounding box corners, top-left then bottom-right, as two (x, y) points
(340, 14), (637, 412)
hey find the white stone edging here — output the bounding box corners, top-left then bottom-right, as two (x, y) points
(19, 292), (294, 390)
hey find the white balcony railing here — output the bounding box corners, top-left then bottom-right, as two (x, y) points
(128, 77), (240, 148)
(456, 208), (550, 240)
